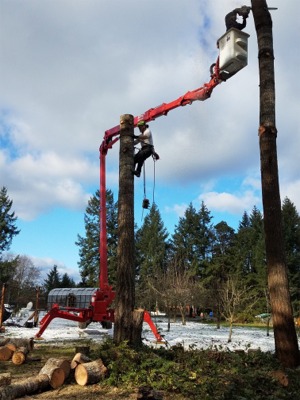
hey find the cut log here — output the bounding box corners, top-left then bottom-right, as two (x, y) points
(71, 352), (92, 369)
(0, 346), (13, 361)
(0, 374), (49, 400)
(11, 346), (29, 365)
(5, 343), (17, 352)
(39, 359), (65, 389)
(74, 358), (108, 386)
(44, 357), (71, 379)
(0, 373), (11, 386)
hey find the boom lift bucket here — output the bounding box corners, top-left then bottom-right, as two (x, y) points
(218, 28), (250, 80)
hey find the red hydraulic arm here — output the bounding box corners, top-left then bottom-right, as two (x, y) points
(35, 60), (222, 341)
(99, 59), (222, 283)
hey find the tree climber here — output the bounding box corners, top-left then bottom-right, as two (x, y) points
(134, 120), (159, 178)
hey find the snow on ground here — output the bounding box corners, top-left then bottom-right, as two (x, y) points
(3, 314), (293, 353)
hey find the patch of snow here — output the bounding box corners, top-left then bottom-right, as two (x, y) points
(3, 314), (296, 353)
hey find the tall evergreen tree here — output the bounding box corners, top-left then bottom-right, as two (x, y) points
(281, 197), (300, 313)
(76, 189), (118, 287)
(43, 265), (61, 293)
(0, 187), (20, 256)
(135, 203), (169, 307)
(170, 201), (214, 277)
(204, 221), (236, 326)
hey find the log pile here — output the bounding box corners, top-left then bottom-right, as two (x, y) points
(0, 341), (109, 400)
(0, 338), (34, 365)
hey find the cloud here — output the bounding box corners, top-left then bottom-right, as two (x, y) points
(0, 0), (298, 229)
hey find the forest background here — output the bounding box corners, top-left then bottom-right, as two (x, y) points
(1, 187), (300, 324)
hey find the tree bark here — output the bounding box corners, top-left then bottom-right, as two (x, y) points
(0, 374), (50, 400)
(74, 359), (107, 386)
(114, 114), (141, 346)
(251, 0), (300, 367)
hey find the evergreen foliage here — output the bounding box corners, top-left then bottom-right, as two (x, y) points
(135, 203), (169, 307)
(0, 186), (20, 256)
(76, 189), (118, 287)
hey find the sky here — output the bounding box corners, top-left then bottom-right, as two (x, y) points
(1, 0), (299, 284)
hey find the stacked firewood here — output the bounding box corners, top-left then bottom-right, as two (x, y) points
(0, 340), (108, 400)
(0, 338), (34, 365)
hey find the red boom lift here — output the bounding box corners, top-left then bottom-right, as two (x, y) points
(36, 23), (251, 340)
(35, 59), (221, 341)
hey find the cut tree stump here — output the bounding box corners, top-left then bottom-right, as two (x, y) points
(71, 352), (92, 369)
(39, 359), (65, 389)
(0, 373), (11, 386)
(74, 358), (108, 386)
(11, 346), (29, 365)
(0, 346), (13, 361)
(0, 374), (50, 400)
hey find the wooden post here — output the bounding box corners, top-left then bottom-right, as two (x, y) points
(0, 284), (6, 328)
(113, 114), (137, 345)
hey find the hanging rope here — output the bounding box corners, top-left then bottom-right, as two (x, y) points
(152, 156), (156, 205)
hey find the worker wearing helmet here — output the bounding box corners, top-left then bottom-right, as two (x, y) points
(225, 6), (250, 31)
(133, 120), (154, 178)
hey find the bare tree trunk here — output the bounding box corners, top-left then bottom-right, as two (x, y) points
(114, 114), (142, 346)
(251, 0), (300, 368)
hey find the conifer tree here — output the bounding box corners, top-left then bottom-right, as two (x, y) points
(281, 197), (300, 313)
(0, 186), (20, 256)
(135, 203), (169, 308)
(170, 201), (214, 277)
(76, 189), (117, 287)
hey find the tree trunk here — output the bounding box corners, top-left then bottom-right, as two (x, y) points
(0, 374), (50, 400)
(74, 359), (107, 386)
(114, 114), (142, 346)
(251, 0), (300, 368)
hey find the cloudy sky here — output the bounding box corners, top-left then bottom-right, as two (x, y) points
(1, 0), (299, 283)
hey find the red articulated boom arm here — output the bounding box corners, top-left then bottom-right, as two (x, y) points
(99, 59), (222, 287)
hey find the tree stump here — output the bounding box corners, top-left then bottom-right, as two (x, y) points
(39, 359), (65, 389)
(71, 352), (92, 370)
(0, 346), (13, 361)
(0, 373), (11, 386)
(0, 374), (49, 400)
(12, 346), (29, 365)
(74, 359), (107, 386)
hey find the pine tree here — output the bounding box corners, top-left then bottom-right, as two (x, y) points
(135, 203), (169, 308)
(61, 273), (76, 288)
(281, 197), (300, 313)
(170, 201), (214, 277)
(76, 189), (118, 287)
(0, 186), (20, 256)
(43, 265), (61, 293)
(235, 206), (266, 312)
